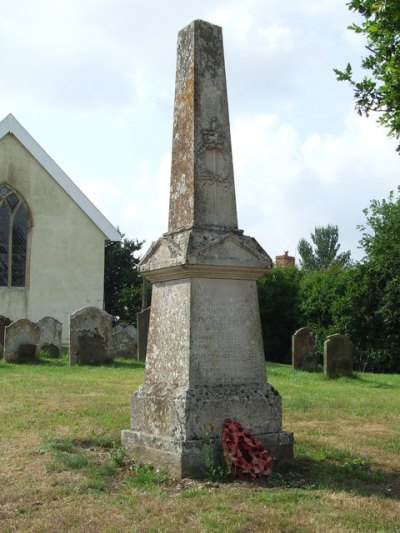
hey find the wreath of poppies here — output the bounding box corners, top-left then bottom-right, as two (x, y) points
(222, 418), (272, 479)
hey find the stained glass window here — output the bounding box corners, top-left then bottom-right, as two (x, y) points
(0, 184), (29, 287)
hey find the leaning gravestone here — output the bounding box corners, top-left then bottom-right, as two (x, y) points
(3, 319), (40, 363)
(0, 315), (12, 351)
(69, 307), (113, 365)
(37, 316), (62, 357)
(324, 333), (353, 377)
(292, 327), (319, 371)
(122, 19), (293, 478)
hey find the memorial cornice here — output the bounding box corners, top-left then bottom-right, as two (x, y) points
(140, 263), (267, 282)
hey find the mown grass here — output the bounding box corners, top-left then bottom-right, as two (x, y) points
(0, 355), (399, 532)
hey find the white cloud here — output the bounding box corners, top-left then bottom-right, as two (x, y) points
(256, 24), (294, 54)
(1, 0), (399, 265)
(231, 110), (400, 261)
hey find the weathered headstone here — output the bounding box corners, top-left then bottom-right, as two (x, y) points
(110, 328), (137, 359)
(0, 315), (12, 350)
(122, 20), (293, 477)
(292, 327), (319, 371)
(69, 307), (113, 365)
(136, 306), (150, 361)
(36, 316), (62, 357)
(3, 319), (40, 363)
(123, 324), (137, 337)
(324, 333), (353, 377)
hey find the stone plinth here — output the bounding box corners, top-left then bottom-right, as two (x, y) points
(122, 20), (293, 478)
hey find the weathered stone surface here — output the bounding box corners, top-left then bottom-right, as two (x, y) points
(292, 327), (319, 371)
(110, 328), (137, 359)
(137, 307), (150, 361)
(3, 319), (39, 362)
(122, 429), (293, 479)
(324, 333), (353, 377)
(140, 229), (271, 282)
(69, 306), (113, 365)
(168, 20), (237, 232)
(36, 316), (62, 357)
(122, 19), (293, 477)
(0, 315), (12, 350)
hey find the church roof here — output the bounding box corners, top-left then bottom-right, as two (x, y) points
(0, 113), (121, 241)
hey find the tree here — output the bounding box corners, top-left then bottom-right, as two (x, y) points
(297, 225), (351, 270)
(357, 188), (400, 371)
(334, 0), (400, 152)
(104, 231), (144, 324)
(330, 188), (400, 372)
(298, 266), (351, 355)
(257, 265), (302, 363)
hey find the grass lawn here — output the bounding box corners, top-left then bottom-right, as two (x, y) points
(0, 357), (399, 532)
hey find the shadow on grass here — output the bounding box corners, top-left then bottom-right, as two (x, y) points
(269, 452), (399, 500)
(274, 366), (398, 389)
(38, 433), (399, 501)
(2, 357), (145, 370)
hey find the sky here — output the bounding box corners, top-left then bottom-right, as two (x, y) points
(1, 0), (399, 263)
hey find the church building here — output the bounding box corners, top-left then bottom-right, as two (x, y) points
(0, 114), (120, 342)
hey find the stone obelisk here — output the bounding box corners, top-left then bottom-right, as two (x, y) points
(122, 19), (293, 478)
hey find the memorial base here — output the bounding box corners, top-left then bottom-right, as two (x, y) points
(122, 382), (293, 478)
(121, 429), (293, 479)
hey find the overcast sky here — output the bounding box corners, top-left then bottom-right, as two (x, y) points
(1, 0), (399, 262)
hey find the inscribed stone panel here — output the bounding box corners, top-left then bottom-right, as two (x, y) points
(189, 278), (265, 386)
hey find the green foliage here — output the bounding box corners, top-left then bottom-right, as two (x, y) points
(38, 437), (77, 454)
(202, 442), (231, 483)
(346, 189), (400, 371)
(104, 229), (144, 323)
(126, 463), (168, 488)
(297, 225), (351, 270)
(298, 267), (351, 354)
(108, 441), (126, 467)
(258, 266), (302, 363)
(335, 0), (400, 152)
(40, 435), (127, 491)
(296, 191), (400, 372)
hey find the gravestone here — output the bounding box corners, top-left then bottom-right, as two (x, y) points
(69, 307), (113, 365)
(292, 327), (319, 371)
(110, 328), (137, 359)
(122, 20), (293, 478)
(3, 319), (40, 363)
(123, 324), (137, 337)
(37, 316), (62, 357)
(0, 315), (12, 350)
(136, 306), (150, 361)
(324, 333), (353, 377)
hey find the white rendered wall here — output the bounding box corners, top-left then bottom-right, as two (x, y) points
(0, 134), (106, 343)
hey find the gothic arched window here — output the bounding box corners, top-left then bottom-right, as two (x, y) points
(0, 184), (30, 287)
